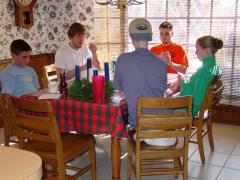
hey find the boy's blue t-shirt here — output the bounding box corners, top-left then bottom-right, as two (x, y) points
(113, 48), (171, 128)
(1, 64), (40, 97)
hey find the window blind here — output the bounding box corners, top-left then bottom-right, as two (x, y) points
(94, 3), (125, 69)
(94, 0), (240, 100)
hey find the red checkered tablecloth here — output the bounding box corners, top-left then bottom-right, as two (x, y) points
(22, 95), (128, 139)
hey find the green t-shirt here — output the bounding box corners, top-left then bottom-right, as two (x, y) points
(180, 56), (219, 116)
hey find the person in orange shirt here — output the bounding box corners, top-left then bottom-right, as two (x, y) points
(151, 21), (189, 74)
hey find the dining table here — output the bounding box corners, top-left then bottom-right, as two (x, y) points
(20, 73), (188, 179)
(22, 89), (128, 180)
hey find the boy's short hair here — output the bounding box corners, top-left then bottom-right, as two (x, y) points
(68, 23), (86, 38)
(10, 39), (32, 55)
(159, 21), (173, 30)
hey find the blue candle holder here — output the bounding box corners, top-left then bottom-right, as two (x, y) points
(104, 62), (109, 81)
(87, 58), (92, 81)
(87, 58), (92, 69)
(75, 65), (81, 80)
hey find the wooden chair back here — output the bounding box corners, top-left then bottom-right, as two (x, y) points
(0, 95), (18, 146)
(136, 96), (193, 140)
(8, 97), (96, 180)
(8, 97), (63, 154)
(198, 75), (224, 120)
(41, 64), (57, 89)
(211, 75), (224, 107)
(128, 96), (193, 179)
(0, 95), (6, 130)
(0, 95), (6, 117)
(0, 95), (3, 128)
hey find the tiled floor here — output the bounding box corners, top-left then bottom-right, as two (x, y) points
(1, 123), (240, 180)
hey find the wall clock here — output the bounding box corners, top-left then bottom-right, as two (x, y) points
(13, 0), (37, 29)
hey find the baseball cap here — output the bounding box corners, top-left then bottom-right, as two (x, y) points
(129, 18), (152, 41)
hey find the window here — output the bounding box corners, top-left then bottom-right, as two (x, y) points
(94, 3), (125, 69)
(94, 0), (240, 100)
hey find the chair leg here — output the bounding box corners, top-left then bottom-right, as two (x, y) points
(136, 156), (141, 180)
(127, 144), (133, 180)
(183, 166), (188, 180)
(4, 129), (10, 146)
(18, 137), (25, 149)
(127, 158), (132, 180)
(174, 157), (179, 178)
(57, 162), (65, 180)
(3, 120), (10, 146)
(183, 142), (189, 180)
(89, 142), (97, 180)
(136, 173), (141, 180)
(197, 125), (205, 164)
(207, 118), (214, 151)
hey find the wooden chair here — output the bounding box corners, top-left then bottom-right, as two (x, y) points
(0, 95), (9, 145)
(0, 95), (18, 146)
(41, 64), (57, 89)
(0, 83), (3, 128)
(189, 75), (224, 164)
(127, 96), (193, 180)
(7, 97), (96, 180)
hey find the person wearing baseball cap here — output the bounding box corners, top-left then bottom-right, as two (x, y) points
(113, 18), (175, 146)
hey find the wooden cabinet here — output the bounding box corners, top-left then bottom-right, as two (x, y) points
(27, 53), (55, 88)
(213, 103), (240, 125)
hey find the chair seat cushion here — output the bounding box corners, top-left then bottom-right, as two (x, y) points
(133, 134), (177, 147)
(144, 138), (177, 147)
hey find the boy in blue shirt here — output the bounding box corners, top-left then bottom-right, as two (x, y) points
(114, 18), (169, 129)
(1, 39), (40, 97)
(113, 18), (175, 146)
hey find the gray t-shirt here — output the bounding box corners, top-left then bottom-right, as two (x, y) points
(113, 48), (170, 128)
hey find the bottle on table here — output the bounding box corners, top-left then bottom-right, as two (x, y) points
(59, 71), (68, 97)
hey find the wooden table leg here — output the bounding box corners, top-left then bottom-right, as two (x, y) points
(111, 137), (121, 180)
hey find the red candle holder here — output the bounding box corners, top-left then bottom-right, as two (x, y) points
(92, 75), (105, 103)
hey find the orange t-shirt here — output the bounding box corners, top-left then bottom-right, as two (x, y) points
(150, 43), (189, 74)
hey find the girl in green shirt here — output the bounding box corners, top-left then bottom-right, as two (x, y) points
(180, 35), (223, 116)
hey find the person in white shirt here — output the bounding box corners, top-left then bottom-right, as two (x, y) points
(55, 23), (104, 153)
(55, 22), (100, 81)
